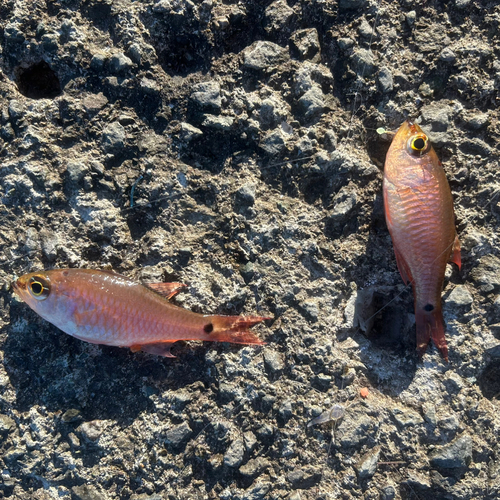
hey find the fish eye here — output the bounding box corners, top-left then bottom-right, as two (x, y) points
(29, 276), (50, 300)
(407, 134), (430, 155)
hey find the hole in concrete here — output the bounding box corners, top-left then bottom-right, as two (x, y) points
(478, 363), (500, 400)
(15, 61), (61, 99)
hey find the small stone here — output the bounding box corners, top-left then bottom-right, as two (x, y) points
(109, 53), (134, 74)
(179, 122), (203, 141)
(101, 122), (126, 152)
(263, 350), (284, 378)
(244, 431), (258, 453)
(255, 423), (274, 442)
(72, 484), (105, 500)
(420, 104), (450, 131)
(330, 186), (357, 222)
(463, 111), (489, 130)
(290, 28), (321, 62)
(338, 38), (354, 50)
(351, 48), (377, 76)
(298, 298), (319, 322)
(235, 183), (256, 207)
(356, 446), (381, 479)
(447, 285), (473, 309)
(439, 47), (456, 63)
(8, 100), (24, 122)
(241, 482), (271, 500)
(264, 0), (295, 33)
(297, 86), (324, 120)
(378, 66), (393, 93)
(287, 467), (322, 489)
(278, 400), (293, 423)
(455, 0), (471, 8)
(443, 372), (464, 392)
(201, 114), (234, 131)
(224, 438), (245, 468)
(90, 53), (107, 71)
(381, 485), (396, 500)
(260, 129), (286, 156)
(242, 41), (290, 71)
(429, 434), (472, 470)
(79, 421), (104, 441)
(165, 422), (192, 449)
(61, 409), (81, 423)
(39, 229), (58, 261)
(358, 19), (373, 38)
(66, 161), (88, 184)
(406, 11), (417, 26)
(239, 457), (271, 478)
(470, 255), (500, 292)
(190, 81), (222, 113)
(422, 403), (437, 426)
(391, 408), (424, 427)
(0, 414), (15, 433)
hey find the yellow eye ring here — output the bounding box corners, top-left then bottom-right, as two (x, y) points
(29, 277), (50, 300)
(410, 134), (427, 151)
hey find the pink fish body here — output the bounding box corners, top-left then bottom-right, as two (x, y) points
(13, 269), (268, 357)
(383, 120), (461, 360)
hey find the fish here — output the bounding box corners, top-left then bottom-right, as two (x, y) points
(12, 269), (269, 357)
(383, 120), (461, 361)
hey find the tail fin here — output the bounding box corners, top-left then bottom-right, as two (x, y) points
(206, 315), (270, 345)
(415, 307), (448, 361)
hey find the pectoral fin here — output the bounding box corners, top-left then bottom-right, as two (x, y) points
(145, 282), (187, 299)
(450, 234), (461, 270)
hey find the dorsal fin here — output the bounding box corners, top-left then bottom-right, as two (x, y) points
(144, 282), (187, 299)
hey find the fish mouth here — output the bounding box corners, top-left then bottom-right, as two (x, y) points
(11, 279), (24, 295)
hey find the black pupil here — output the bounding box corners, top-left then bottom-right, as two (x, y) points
(414, 138), (425, 150)
(31, 282), (43, 294)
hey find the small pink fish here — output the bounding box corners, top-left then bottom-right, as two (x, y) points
(13, 269), (269, 357)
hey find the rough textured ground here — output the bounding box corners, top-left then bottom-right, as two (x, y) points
(1, 0), (500, 499)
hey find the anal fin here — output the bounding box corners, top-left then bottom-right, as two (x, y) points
(130, 342), (177, 357)
(450, 234), (461, 270)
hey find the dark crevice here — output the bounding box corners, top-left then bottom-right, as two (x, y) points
(15, 61), (62, 99)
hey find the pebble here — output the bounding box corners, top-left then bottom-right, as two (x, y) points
(39, 229), (59, 261)
(190, 81), (222, 113)
(242, 41), (290, 71)
(420, 103), (450, 131)
(378, 66), (394, 93)
(391, 408), (424, 427)
(355, 446), (381, 480)
(330, 187), (357, 222)
(109, 53), (134, 74)
(101, 122), (126, 152)
(351, 48), (377, 76)
(201, 114), (234, 130)
(179, 122), (203, 142)
(447, 285), (473, 309)
(165, 422), (192, 449)
(338, 37), (354, 50)
(406, 10), (417, 26)
(358, 19), (373, 38)
(297, 86), (325, 120)
(90, 53), (106, 71)
(429, 434), (472, 469)
(260, 129), (286, 156)
(439, 47), (456, 63)
(463, 111), (489, 130)
(289, 28), (321, 62)
(0, 414), (15, 433)
(278, 400), (293, 423)
(66, 161), (88, 184)
(470, 255), (500, 292)
(72, 484), (105, 500)
(263, 350), (284, 378)
(79, 421), (104, 442)
(239, 457), (271, 479)
(287, 467), (322, 489)
(241, 482), (271, 500)
(264, 0), (295, 33)
(224, 438), (245, 468)
(235, 183), (256, 207)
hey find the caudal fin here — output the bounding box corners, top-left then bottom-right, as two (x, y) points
(206, 315), (271, 345)
(415, 307), (448, 361)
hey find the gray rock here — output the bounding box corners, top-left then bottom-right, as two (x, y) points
(260, 129), (286, 156)
(456, 0), (471, 8)
(420, 104), (450, 131)
(239, 457), (271, 478)
(338, 38), (354, 50)
(235, 183), (256, 206)
(79, 421), (104, 442)
(330, 186), (357, 222)
(378, 66), (394, 93)
(358, 19), (373, 39)
(287, 467), (322, 489)
(391, 408), (424, 427)
(463, 111), (489, 130)
(201, 114), (234, 130)
(66, 161), (88, 184)
(297, 86), (324, 120)
(39, 229), (58, 261)
(470, 255), (500, 292)
(90, 53), (106, 71)
(0, 414), (15, 433)
(101, 122), (126, 152)
(72, 484), (105, 500)
(290, 29), (321, 62)
(440, 47), (456, 63)
(241, 482), (271, 500)
(351, 48), (377, 76)
(8, 100), (24, 122)
(356, 446), (381, 479)
(180, 122), (203, 141)
(190, 81), (222, 113)
(224, 438), (245, 468)
(4, 22), (25, 43)
(447, 285), (473, 309)
(429, 434), (472, 469)
(406, 10), (417, 26)
(263, 350), (284, 378)
(255, 423), (274, 442)
(278, 400), (293, 423)
(381, 485), (396, 500)
(264, 0), (295, 33)
(242, 41), (290, 71)
(109, 53), (134, 74)
(165, 422), (192, 449)
(298, 298), (319, 322)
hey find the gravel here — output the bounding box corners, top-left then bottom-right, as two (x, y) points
(1, 1), (499, 499)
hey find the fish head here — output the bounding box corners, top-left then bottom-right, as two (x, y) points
(391, 120), (433, 158)
(12, 271), (57, 317)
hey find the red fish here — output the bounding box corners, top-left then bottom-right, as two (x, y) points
(383, 120), (461, 360)
(13, 269), (269, 357)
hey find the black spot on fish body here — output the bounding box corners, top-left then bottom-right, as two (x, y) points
(204, 323), (214, 334)
(423, 304), (434, 312)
